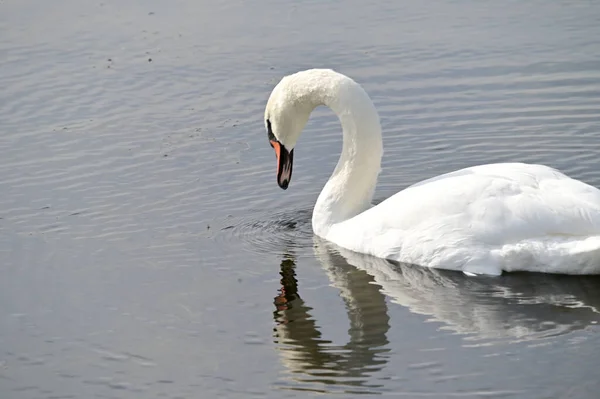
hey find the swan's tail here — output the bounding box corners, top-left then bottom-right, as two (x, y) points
(497, 236), (600, 274)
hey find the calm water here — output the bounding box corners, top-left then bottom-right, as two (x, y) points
(2, 0), (600, 397)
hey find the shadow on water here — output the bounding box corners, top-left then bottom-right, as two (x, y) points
(271, 231), (600, 393)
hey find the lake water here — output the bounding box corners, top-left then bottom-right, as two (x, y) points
(2, 0), (600, 397)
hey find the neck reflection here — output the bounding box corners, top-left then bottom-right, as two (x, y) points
(273, 249), (390, 393)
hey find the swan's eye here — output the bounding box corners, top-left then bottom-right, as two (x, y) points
(266, 119), (276, 142)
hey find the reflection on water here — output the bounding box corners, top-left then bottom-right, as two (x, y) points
(273, 235), (600, 392)
(273, 251), (390, 394)
(325, 238), (600, 342)
(333, 243), (600, 342)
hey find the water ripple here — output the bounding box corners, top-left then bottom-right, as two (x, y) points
(218, 208), (315, 257)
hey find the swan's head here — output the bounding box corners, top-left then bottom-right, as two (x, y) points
(264, 71), (322, 190)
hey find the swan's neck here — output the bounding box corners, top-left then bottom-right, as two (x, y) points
(310, 76), (383, 237)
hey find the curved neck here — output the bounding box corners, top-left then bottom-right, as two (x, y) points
(310, 74), (383, 237)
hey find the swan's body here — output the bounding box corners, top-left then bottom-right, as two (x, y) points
(264, 69), (600, 275)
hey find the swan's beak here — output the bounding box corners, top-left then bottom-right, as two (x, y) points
(270, 140), (294, 190)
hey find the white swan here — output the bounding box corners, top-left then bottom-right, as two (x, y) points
(264, 68), (600, 275)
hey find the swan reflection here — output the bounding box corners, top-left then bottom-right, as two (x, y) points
(328, 240), (600, 342)
(273, 236), (600, 391)
(273, 249), (390, 392)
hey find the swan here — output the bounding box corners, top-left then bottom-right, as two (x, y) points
(264, 68), (600, 276)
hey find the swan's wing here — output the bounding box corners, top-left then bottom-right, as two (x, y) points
(375, 162), (600, 237)
(406, 162), (561, 190)
(330, 163), (600, 272)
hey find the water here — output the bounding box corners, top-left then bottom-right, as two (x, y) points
(1, 0), (600, 397)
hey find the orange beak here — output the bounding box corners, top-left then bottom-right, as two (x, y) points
(270, 140), (294, 190)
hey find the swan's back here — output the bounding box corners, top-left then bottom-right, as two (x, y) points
(329, 163), (600, 275)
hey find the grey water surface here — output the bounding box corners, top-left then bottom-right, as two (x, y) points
(2, 0), (600, 398)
